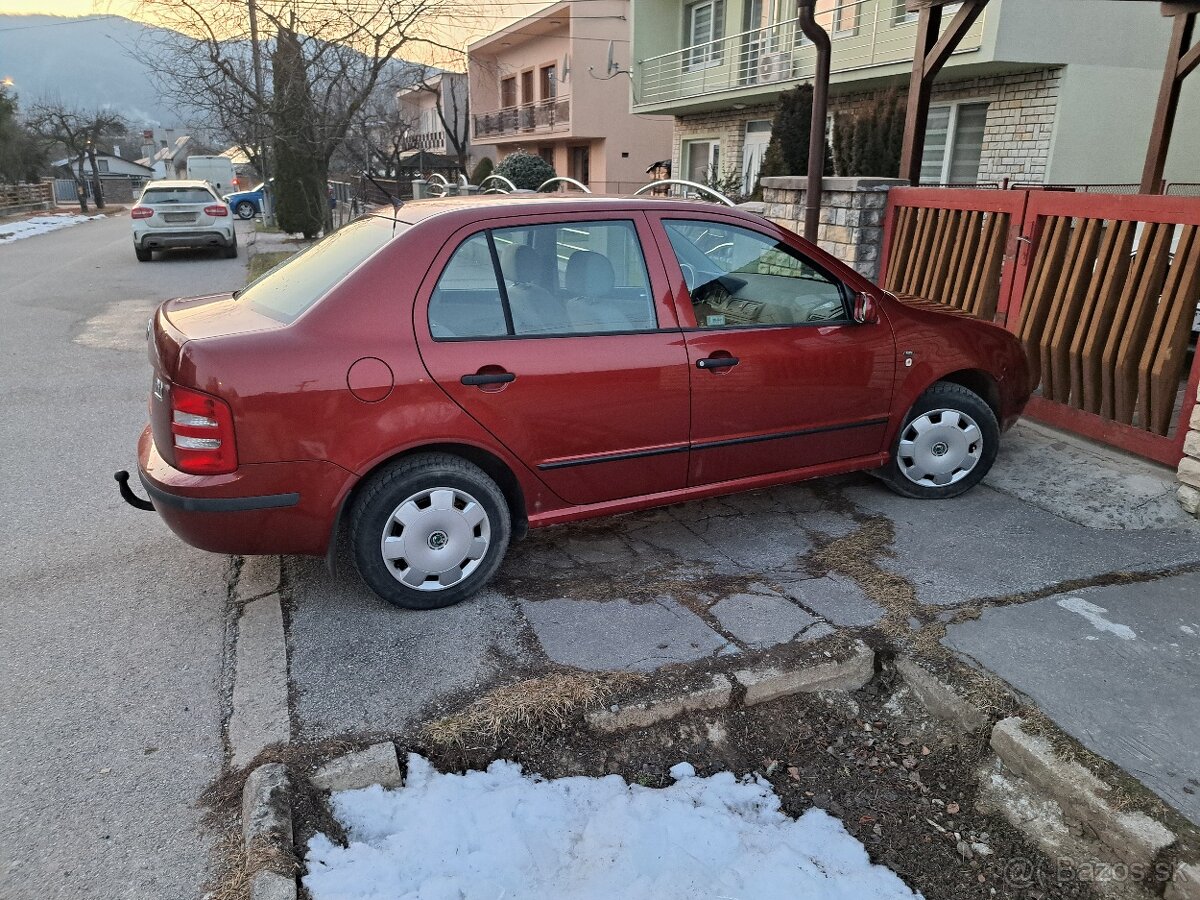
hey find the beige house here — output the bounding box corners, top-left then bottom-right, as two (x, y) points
(468, 0), (673, 193)
(629, 0), (1200, 193)
(395, 73), (475, 169)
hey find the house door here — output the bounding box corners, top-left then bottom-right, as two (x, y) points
(741, 120), (772, 194)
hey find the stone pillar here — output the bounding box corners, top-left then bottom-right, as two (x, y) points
(758, 176), (907, 283)
(1179, 388), (1200, 518)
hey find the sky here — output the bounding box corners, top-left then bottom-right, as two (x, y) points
(0, 0), (549, 55)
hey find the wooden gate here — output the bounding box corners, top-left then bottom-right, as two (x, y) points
(882, 188), (1200, 467)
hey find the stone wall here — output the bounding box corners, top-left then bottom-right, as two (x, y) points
(759, 176), (905, 283)
(670, 67), (1062, 189)
(1178, 390), (1200, 518)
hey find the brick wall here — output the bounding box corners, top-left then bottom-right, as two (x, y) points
(1178, 391), (1200, 518)
(759, 176), (905, 283)
(670, 67), (1062, 187)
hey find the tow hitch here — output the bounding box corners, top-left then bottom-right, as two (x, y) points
(115, 470), (155, 511)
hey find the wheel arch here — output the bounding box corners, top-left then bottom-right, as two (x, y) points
(325, 442), (529, 572)
(935, 368), (1000, 419)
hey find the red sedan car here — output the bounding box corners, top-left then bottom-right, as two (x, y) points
(121, 195), (1031, 609)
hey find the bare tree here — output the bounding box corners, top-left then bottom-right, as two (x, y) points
(26, 100), (124, 212)
(138, 0), (455, 228)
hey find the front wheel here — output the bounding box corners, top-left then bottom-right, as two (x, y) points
(880, 381), (999, 499)
(235, 201), (256, 220)
(349, 454), (511, 609)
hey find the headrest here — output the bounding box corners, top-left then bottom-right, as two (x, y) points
(564, 250), (614, 298)
(502, 244), (546, 285)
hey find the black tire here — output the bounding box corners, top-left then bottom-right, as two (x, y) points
(235, 201), (256, 220)
(222, 237), (238, 259)
(880, 381), (999, 499)
(349, 453), (512, 610)
(135, 245), (152, 262)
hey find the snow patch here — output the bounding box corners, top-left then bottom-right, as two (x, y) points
(304, 753), (921, 900)
(1181, 625), (1197, 637)
(1056, 596), (1136, 640)
(0, 213), (105, 243)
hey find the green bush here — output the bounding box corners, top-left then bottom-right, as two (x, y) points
(757, 84), (833, 185)
(470, 156), (494, 185)
(832, 89), (905, 178)
(494, 150), (556, 191)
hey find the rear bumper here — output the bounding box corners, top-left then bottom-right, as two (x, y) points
(137, 426), (354, 555)
(137, 229), (234, 250)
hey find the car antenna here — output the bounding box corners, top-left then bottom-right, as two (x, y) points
(363, 170), (404, 214)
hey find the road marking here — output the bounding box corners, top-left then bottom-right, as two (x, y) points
(1055, 596), (1136, 641)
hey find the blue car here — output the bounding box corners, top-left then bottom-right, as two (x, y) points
(222, 182), (267, 220)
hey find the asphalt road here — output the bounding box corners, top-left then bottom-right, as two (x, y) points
(0, 213), (252, 900)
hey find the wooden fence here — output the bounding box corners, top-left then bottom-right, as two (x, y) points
(1, 182), (54, 215)
(882, 187), (1200, 466)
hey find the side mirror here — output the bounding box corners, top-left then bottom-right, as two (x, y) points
(853, 292), (879, 325)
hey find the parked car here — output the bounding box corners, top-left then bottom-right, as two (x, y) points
(121, 195), (1032, 609)
(131, 180), (237, 261)
(223, 182), (268, 220)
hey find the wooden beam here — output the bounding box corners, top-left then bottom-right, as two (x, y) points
(898, 5), (942, 185)
(1162, 2), (1200, 17)
(1179, 38), (1200, 78)
(898, 0), (990, 185)
(905, 0), (966, 8)
(925, 0), (989, 75)
(1142, 10), (1196, 193)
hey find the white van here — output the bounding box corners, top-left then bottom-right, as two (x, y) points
(185, 156), (238, 195)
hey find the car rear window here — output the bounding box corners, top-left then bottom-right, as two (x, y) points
(239, 216), (403, 324)
(141, 187), (218, 204)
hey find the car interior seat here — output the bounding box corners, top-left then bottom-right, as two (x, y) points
(563, 250), (637, 332)
(502, 244), (569, 334)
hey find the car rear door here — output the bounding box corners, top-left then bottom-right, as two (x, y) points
(414, 212), (691, 506)
(648, 213), (897, 486)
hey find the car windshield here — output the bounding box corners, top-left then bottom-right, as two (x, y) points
(141, 187), (216, 204)
(239, 215), (404, 324)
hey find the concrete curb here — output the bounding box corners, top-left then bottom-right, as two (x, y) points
(241, 763), (297, 900)
(229, 592), (291, 768)
(734, 640), (875, 705)
(311, 742), (403, 793)
(586, 675), (732, 732)
(894, 655), (989, 733)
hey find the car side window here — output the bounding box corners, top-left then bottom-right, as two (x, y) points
(662, 220), (849, 328)
(428, 233), (509, 339)
(430, 220), (657, 340)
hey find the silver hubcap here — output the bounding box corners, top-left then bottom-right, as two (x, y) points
(897, 408), (983, 488)
(379, 487), (491, 591)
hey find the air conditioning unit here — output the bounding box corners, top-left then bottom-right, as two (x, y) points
(757, 52), (791, 83)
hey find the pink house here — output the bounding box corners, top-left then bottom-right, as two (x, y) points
(468, 0), (672, 193)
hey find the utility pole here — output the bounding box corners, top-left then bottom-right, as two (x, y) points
(248, 0), (274, 226)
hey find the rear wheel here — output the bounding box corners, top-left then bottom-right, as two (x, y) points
(135, 245), (152, 262)
(222, 237), (238, 259)
(349, 453), (511, 609)
(235, 201), (256, 220)
(880, 381), (998, 499)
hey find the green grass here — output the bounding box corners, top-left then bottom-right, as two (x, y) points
(246, 250), (294, 283)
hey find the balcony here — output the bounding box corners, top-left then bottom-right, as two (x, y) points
(635, 0), (985, 110)
(473, 98), (571, 139)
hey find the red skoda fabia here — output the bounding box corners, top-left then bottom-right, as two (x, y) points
(122, 195), (1032, 609)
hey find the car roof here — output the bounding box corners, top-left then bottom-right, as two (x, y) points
(374, 194), (764, 229)
(143, 180), (215, 189)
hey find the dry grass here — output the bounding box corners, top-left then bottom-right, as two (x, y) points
(246, 250), (295, 282)
(425, 671), (645, 746)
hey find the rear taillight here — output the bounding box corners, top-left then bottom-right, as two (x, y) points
(170, 384), (237, 474)
(205, 204), (229, 217)
(131, 206), (153, 219)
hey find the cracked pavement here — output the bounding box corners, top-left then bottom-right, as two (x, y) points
(286, 420), (1200, 826)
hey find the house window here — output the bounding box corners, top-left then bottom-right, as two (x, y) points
(893, 0), (961, 26)
(540, 64), (556, 99)
(501, 77), (517, 108)
(97, 159), (110, 173)
(685, 139), (720, 184)
(832, 0), (860, 35)
(521, 69), (535, 105)
(920, 100), (988, 184)
(685, 0), (725, 71)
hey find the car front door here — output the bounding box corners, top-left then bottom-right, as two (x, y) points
(650, 215), (897, 486)
(414, 213), (691, 506)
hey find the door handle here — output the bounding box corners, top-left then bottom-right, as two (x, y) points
(696, 356), (739, 370)
(461, 372), (516, 386)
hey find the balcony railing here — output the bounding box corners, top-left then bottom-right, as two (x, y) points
(473, 98), (571, 139)
(635, 0), (985, 108)
(407, 131), (445, 151)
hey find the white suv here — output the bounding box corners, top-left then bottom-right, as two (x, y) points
(131, 180), (237, 262)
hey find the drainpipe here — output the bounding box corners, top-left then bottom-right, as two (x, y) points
(796, 0), (830, 244)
